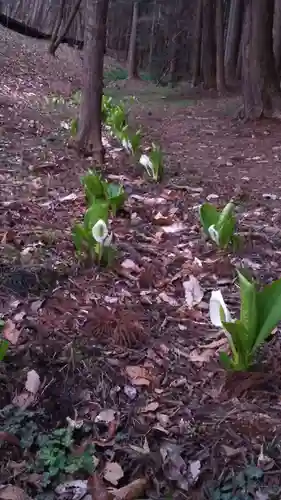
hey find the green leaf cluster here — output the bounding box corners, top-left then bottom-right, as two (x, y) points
(199, 202), (238, 249)
(220, 270), (281, 370)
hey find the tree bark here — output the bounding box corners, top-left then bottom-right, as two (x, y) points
(224, 0), (243, 82)
(127, 0), (139, 79)
(216, 0), (226, 92)
(273, 0), (281, 76)
(49, 0), (82, 55)
(242, 0), (277, 120)
(201, 0), (216, 89)
(191, 0), (203, 86)
(75, 0), (109, 162)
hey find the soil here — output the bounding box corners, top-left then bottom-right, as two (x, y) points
(1, 25), (281, 500)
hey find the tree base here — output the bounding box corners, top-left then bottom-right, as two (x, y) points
(67, 137), (105, 163)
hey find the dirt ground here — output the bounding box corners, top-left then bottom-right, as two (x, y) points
(1, 25), (281, 500)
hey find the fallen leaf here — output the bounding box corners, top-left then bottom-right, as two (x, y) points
(3, 319), (21, 345)
(125, 366), (151, 386)
(188, 460), (201, 484)
(222, 444), (246, 458)
(153, 212), (172, 225)
(104, 462), (124, 486)
(183, 275), (204, 308)
(95, 409), (116, 424)
(188, 349), (214, 364)
(12, 391), (36, 410)
(88, 475), (110, 500)
(25, 370), (40, 394)
(0, 432), (21, 448)
(140, 401), (159, 413)
(0, 486), (31, 500)
(121, 259), (141, 273)
(123, 385), (137, 400)
(55, 480), (88, 500)
(158, 292), (178, 306)
(59, 193), (78, 202)
(161, 222), (185, 234)
(206, 193), (219, 200)
(108, 478), (148, 500)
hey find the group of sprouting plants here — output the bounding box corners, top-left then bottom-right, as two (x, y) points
(72, 170), (126, 266)
(200, 200), (281, 372)
(67, 92), (164, 181)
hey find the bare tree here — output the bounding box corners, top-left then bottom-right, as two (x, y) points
(49, 0), (66, 54)
(127, 0), (139, 79)
(75, 0), (109, 162)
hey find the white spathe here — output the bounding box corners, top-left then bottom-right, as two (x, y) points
(208, 224), (220, 245)
(140, 154), (153, 175)
(92, 219), (108, 243)
(209, 290), (232, 327)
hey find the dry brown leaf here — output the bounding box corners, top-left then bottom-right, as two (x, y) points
(109, 477), (148, 500)
(25, 370), (40, 394)
(121, 259), (141, 273)
(0, 486), (31, 500)
(161, 222), (185, 234)
(153, 212), (173, 226)
(3, 319), (21, 345)
(12, 391), (36, 410)
(95, 409), (116, 424)
(188, 349), (214, 365)
(140, 401), (159, 413)
(88, 474), (110, 500)
(125, 366), (151, 386)
(0, 432), (21, 448)
(183, 276), (204, 308)
(104, 462), (124, 486)
(158, 292), (178, 307)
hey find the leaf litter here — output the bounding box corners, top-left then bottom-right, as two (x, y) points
(1, 24), (281, 500)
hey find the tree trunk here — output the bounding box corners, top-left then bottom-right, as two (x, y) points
(191, 0), (203, 86)
(49, 0), (66, 54)
(216, 0), (226, 92)
(148, 0), (157, 76)
(127, 1), (139, 79)
(273, 0), (281, 76)
(224, 0), (243, 82)
(201, 0), (216, 89)
(75, 0), (109, 162)
(242, 0), (277, 120)
(49, 0), (82, 56)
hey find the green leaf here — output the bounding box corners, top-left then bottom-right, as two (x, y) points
(223, 320), (253, 370)
(70, 118), (78, 137)
(237, 270), (257, 348)
(199, 203), (220, 234)
(81, 171), (105, 205)
(219, 351), (233, 370)
(0, 339), (9, 362)
(254, 277), (281, 350)
(72, 223), (88, 253)
(84, 201), (109, 233)
(216, 202), (235, 248)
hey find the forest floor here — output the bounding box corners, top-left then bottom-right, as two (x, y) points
(1, 25), (281, 500)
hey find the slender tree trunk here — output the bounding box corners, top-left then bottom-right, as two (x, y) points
(148, 0), (157, 76)
(75, 0), (109, 162)
(127, 0), (139, 79)
(274, 0), (281, 76)
(242, 0), (277, 119)
(201, 0), (216, 88)
(49, 0), (66, 54)
(216, 0), (226, 92)
(224, 0), (243, 82)
(191, 0), (203, 86)
(49, 0), (82, 56)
